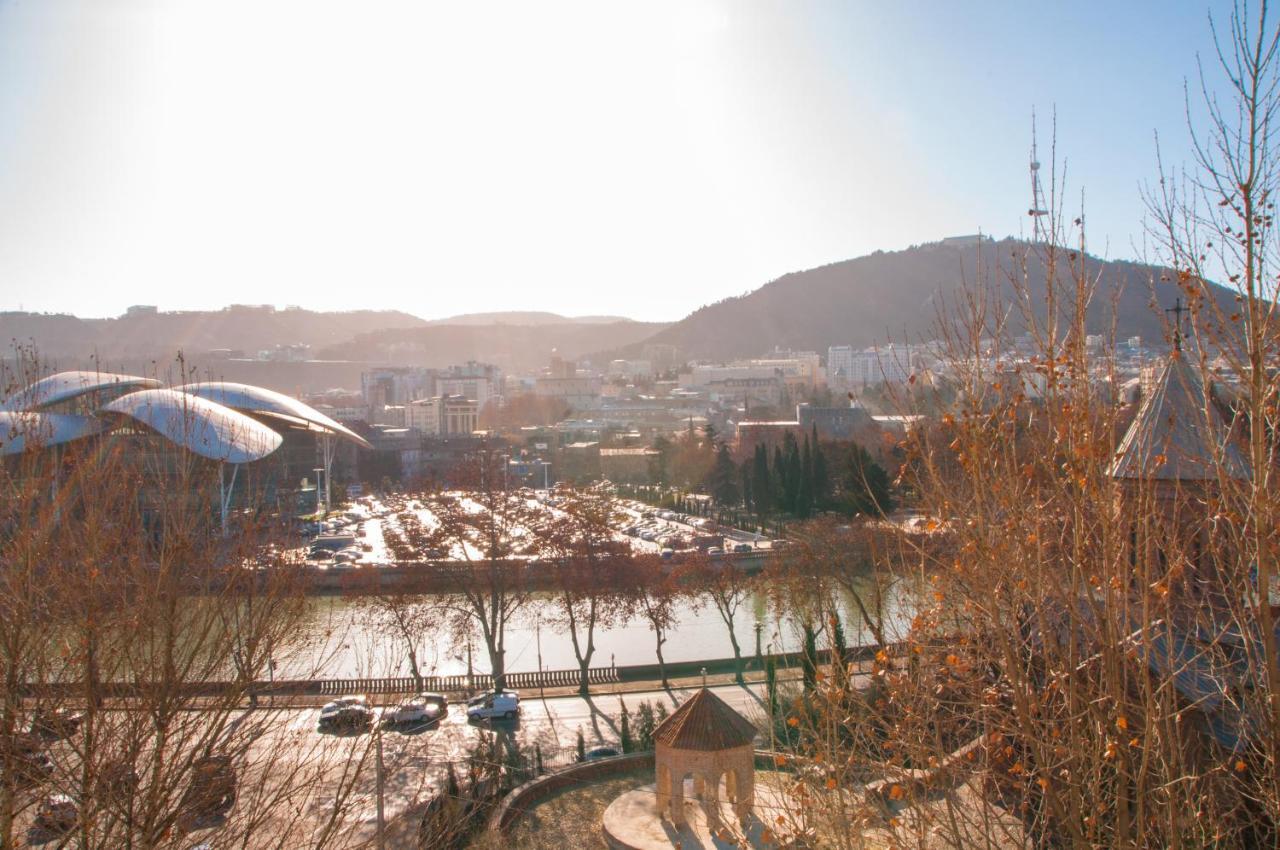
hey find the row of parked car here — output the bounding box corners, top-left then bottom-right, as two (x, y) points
(316, 690), (523, 733)
(6, 709), (235, 841)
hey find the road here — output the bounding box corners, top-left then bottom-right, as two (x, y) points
(232, 682), (770, 846)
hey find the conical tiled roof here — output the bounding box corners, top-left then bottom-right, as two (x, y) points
(653, 688), (758, 751)
(1111, 355), (1249, 481)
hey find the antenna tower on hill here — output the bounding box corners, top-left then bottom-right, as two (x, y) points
(1028, 110), (1049, 243)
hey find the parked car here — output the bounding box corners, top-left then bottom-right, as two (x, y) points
(95, 760), (139, 806)
(30, 709), (83, 740)
(385, 693), (448, 726)
(707, 547), (724, 557)
(33, 794), (77, 835)
(578, 746), (620, 762)
(733, 543), (754, 554)
(660, 548), (674, 561)
(177, 755), (236, 828)
(466, 691), (520, 721)
(319, 696), (372, 730)
(3, 733), (53, 789)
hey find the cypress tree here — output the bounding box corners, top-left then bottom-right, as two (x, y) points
(772, 444), (785, 510)
(814, 441), (830, 509)
(752, 444), (771, 517)
(619, 700), (633, 753)
(784, 433), (801, 514)
(802, 621), (818, 693)
(765, 652), (779, 717)
(799, 434), (814, 518)
(830, 611), (847, 680)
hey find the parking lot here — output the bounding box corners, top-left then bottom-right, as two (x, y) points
(297, 491), (780, 571)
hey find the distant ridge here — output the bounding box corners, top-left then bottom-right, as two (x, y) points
(320, 319), (669, 373)
(608, 237), (1242, 361)
(0, 306), (427, 361)
(427, 311), (638, 326)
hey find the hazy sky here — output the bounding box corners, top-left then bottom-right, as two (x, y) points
(0, 1), (1225, 321)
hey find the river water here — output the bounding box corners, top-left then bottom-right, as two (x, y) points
(274, 575), (917, 680)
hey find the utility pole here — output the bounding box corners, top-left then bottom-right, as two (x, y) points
(375, 724), (386, 850)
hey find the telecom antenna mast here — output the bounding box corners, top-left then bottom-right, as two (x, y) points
(1028, 111), (1048, 242)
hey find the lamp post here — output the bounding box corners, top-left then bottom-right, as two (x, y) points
(313, 467), (325, 515)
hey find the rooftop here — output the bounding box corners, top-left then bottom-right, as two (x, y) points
(653, 688), (757, 751)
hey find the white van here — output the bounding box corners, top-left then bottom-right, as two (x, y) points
(466, 691), (520, 721)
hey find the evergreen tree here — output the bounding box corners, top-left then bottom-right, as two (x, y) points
(739, 461), (753, 513)
(802, 621), (819, 693)
(576, 728), (586, 762)
(772, 445), (786, 511)
(765, 652), (779, 717)
(619, 700), (633, 753)
(783, 433), (801, 514)
(707, 442), (740, 505)
(751, 444), (771, 517)
(635, 700), (657, 750)
(798, 434), (814, 518)
(813, 441), (830, 509)
(841, 443), (894, 516)
(650, 435), (672, 485)
(830, 610), (847, 682)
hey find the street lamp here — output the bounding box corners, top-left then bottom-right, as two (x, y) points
(313, 467), (325, 515)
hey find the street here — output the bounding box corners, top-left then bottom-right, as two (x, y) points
(231, 682), (770, 847)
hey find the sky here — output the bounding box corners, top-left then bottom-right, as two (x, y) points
(0, 1), (1231, 322)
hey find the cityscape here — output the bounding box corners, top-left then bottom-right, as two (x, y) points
(1, 3), (1279, 850)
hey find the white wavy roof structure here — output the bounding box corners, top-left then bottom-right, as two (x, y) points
(0, 411), (105, 456)
(102, 389), (283, 463)
(0, 370), (160, 412)
(174, 382), (372, 449)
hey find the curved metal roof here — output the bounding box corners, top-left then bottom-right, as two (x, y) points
(174, 382), (372, 449)
(0, 371), (161, 412)
(102, 389), (282, 463)
(0, 412), (104, 456)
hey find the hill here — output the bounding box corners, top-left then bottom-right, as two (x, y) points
(426, 311), (636, 326)
(320, 320), (669, 373)
(613, 238), (1240, 361)
(0, 306), (427, 361)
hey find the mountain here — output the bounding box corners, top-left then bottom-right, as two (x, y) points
(320, 320), (669, 373)
(612, 238), (1242, 361)
(0, 306), (427, 361)
(427, 311), (636, 326)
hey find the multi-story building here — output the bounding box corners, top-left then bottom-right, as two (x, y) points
(827, 344), (919, 387)
(407, 395), (479, 436)
(681, 350), (823, 396)
(361, 367), (435, 409)
(535, 375), (602, 409)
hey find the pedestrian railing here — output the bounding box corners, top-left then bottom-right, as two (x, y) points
(20, 642), (904, 700)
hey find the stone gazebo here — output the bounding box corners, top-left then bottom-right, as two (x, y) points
(654, 688), (758, 826)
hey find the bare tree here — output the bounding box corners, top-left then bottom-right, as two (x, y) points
(536, 486), (633, 696)
(418, 444), (539, 690)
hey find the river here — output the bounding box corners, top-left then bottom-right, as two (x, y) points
(272, 575), (917, 680)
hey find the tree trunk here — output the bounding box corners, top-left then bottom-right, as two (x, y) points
(655, 632), (668, 688)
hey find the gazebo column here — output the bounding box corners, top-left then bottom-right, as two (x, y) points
(733, 766), (755, 822)
(668, 771), (686, 826)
